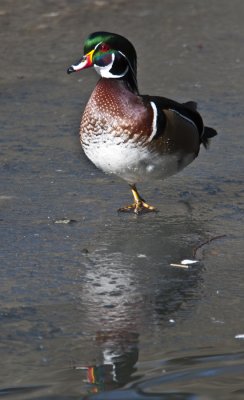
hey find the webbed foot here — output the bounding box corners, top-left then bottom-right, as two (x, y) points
(118, 185), (157, 214)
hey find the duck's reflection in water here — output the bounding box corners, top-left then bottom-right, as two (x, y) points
(77, 330), (139, 394)
(75, 217), (203, 395)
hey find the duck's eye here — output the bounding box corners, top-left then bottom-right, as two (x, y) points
(100, 43), (110, 52)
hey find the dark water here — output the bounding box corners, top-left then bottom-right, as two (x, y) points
(1, 0), (244, 399)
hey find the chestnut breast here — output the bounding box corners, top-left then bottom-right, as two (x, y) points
(80, 78), (153, 146)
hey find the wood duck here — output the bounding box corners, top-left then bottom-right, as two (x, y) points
(67, 31), (217, 214)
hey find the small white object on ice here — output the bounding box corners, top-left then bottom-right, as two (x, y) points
(181, 259), (199, 265)
(169, 319), (175, 323)
(54, 218), (77, 224)
(170, 259), (200, 268)
(55, 219), (71, 224)
(43, 12), (59, 18)
(211, 317), (224, 324)
(137, 254), (147, 258)
(170, 263), (189, 269)
(235, 334), (244, 339)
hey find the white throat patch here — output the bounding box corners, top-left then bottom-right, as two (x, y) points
(94, 53), (129, 78)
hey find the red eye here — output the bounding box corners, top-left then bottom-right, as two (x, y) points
(100, 43), (110, 52)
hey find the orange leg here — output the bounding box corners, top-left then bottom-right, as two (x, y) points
(118, 184), (157, 214)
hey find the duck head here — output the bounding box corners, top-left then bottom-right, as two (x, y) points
(67, 31), (138, 93)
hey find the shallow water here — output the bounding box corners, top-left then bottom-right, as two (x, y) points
(1, 0), (244, 399)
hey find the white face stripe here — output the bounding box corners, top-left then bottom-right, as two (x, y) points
(72, 42), (130, 77)
(94, 41), (102, 50)
(148, 101), (158, 141)
(118, 50), (135, 75)
(71, 41), (102, 71)
(169, 108), (197, 130)
(94, 53), (129, 78)
(94, 53), (114, 76)
(118, 50), (129, 63)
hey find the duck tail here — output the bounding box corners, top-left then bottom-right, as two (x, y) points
(201, 126), (218, 148)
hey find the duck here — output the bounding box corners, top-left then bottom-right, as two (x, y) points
(67, 31), (217, 214)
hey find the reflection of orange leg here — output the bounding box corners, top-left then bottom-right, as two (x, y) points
(118, 184), (157, 214)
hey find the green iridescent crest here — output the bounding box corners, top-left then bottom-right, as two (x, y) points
(84, 32), (113, 54)
(84, 31), (137, 73)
